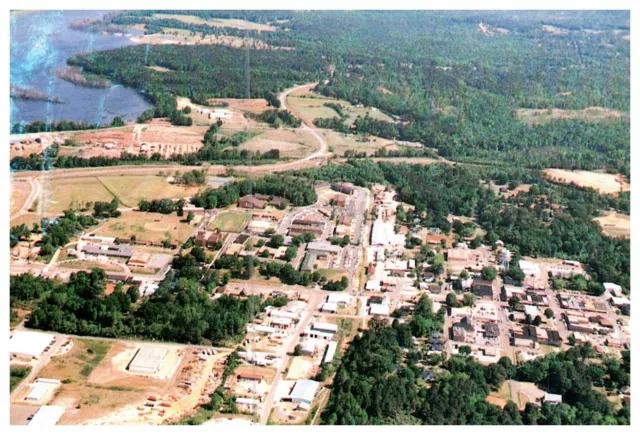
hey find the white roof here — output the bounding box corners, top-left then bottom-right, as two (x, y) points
(321, 302), (338, 312)
(300, 339), (318, 352)
(26, 382), (49, 401)
(524, 305), (539, 318)
(365, 279), (382, 291)
(9, 331), (54, 358)
(323, 341), (338, 364)
(370, 303), (390, 316)
(312, 322), (339, 333)
(289, 380), (319, 403)
(28, 405), (65, 426)
(611, 296), (631, 306)
(236, 397), (260, 405)
(544, 392), (563, 403)
(306, 241), (342, 253)
(519, 260), (540, 275)
(371, 219), (405, 246)
(603, 283), (623, 294)
(326, 293), (351, 304)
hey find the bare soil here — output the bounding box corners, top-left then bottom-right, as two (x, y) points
(543, 168), (630, 195)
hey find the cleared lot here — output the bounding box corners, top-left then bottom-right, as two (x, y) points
(543, 169), (630, 195)
(97, 211), (197, 243)
(594, 212), (630, 238)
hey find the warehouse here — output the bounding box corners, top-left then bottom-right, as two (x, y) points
(288, 379), (320, 407)
(323, 341), (338, 364)
(28, 405), (66, 426)
(9, 331), (54, 359)
(127, 346), (168, 374)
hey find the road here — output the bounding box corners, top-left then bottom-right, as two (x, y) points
(258, 291), (325, 424)
(11, 176), (41, 221)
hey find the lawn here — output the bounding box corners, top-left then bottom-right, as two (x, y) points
(58, 259), (125, 273)
(36, 177), (114, 214)
(97, 175), (203, 207)
(10, 366), (31, 392)
(98, 211), (197, 244)
(207, 210), (250, 233)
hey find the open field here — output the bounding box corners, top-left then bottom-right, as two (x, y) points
(153, 14), (277, 31)
(96, 175), (202, 207)
(517, 107), (627, 125)
(96, 211), (197, 243)
(58, 259), (125, 273)
(288, 92), (395, 126)
(37, 339), (146, 425)
(317, 268), (347, 282)
(10, 179), (32, 217)
(38, 177), (114, 214)
(318, 129), (401, 156)
(238, 128), (317, 159)
(543, 169), (630, 195)
(132, 28), (285, 50)
(208, 210), (251, 233)
(594, 212), (631, 239)
(10, 212), (46, 228)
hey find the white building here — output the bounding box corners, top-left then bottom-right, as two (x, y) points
(326, 293), (351, 306)
(371, 219), (406, 247)
(323, 341), (338, 364)
(519, 260), (541, 278)
(9, 331), (55, 359)
(369, 303), (390, 316)
(603, 283), (623, 297)
(288, 380), (320, 406)
(28, 405), (66, 426)
(365, 279), (382, 291)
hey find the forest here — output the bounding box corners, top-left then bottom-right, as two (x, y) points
(84, 10), (630, 174)
(293, 160), (630, 289)
(13, 260), (281, 345)
(322, 319), (629, 425)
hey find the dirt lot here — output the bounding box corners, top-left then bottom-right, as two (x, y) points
(152, 14), (277, 31)
(543, 169), (630, 195)
(131, 28), (286, 50)
(239, 128), (317, 159)
(10, 179), (33, 217)
(594, 212), (631, 238)
(35, 339), (148, 424)
(96, 211), (197, 243)
(517, 107), (627, 125)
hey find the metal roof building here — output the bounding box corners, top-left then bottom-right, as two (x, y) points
(127, 346), (168, 374)
(288, 379), (320, 405)
(323, 341), (338, 364)
(312, 322), (339, 333)
(28, 405), (65, 426)
(9, 331), (54, 358)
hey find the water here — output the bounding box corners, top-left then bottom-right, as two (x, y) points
(10, 10), (153, 128)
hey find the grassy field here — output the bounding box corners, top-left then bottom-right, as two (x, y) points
(238, 128), (317, 159)
(10, 366), (31, 392)
(98, 211), (197, 243)
(208, 210), (250, 233)
(58, 259), (125, 273)
(288, 92), (395, 126)
(318, 129), (402, 157)
(317, 268), (347, 282)
(35, 176), (203, 214)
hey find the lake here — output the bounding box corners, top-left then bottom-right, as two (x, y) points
(10, 10), (153, 128)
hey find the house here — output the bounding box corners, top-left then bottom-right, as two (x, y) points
(238, 195), (266, 209)
(237, 372), (264, 383)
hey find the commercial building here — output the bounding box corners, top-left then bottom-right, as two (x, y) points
(288, 379), (320, 406)
(331, 182), (356, 195)
(9, 331), (55, 359)
(371, 219), (405, 247)
(323, 341), (338, 364)
(127, 346), (168, 374)
(83, 243), (133, 258)
(238, 195), (266, 209)
(28, 405), (65, 426)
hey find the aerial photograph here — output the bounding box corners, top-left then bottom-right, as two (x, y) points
(7, 7), (633, 430)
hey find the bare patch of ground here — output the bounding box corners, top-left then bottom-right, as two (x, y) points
(147, 65), (174, 73)
(11, 180), (32, 217)
(239, 128), (317, 159)
(543, 169), (630, 195)
(517, 107), (626, 125)
(152, 14), (277, 32)
(542, 24), (569, 35)
(594, 212), (630, 239)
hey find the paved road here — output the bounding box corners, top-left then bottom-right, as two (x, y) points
(258, 292), (324, 424)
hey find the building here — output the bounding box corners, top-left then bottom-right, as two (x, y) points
(300, 250), (330, 272)
(299, 339), (319, 356)
(306, 241), (342, 254)
(544, 393), (563, 405)
(473, 279), (497, 299)
(289, 214), (326, 237)
(238, 372), (264, 383)
(209, 108), (232, 120)
(603, 283), (623, 297)
(331, 182), (356, 195)
(333, 193), (348, 207)
(365, 279), (382, 291)
(371, 219), (405, 247)
(9, 331), (54, 359)
(238, 195), (266, 209)
(288, 379), (320, 407)
(128, 250), (152, 268)
(82, 243), (133, 258)
(452, 317), (475, 343)
(28, 405), (65, 426)
(312, 322), (339, 334)
(127, 346), (168, 374)
(323, 341), (338, 364)
(369, 303), (390, 316)
(194, 230), (225, 249)
(326, 293), (351, 306)
(483, 322), (500, 341)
